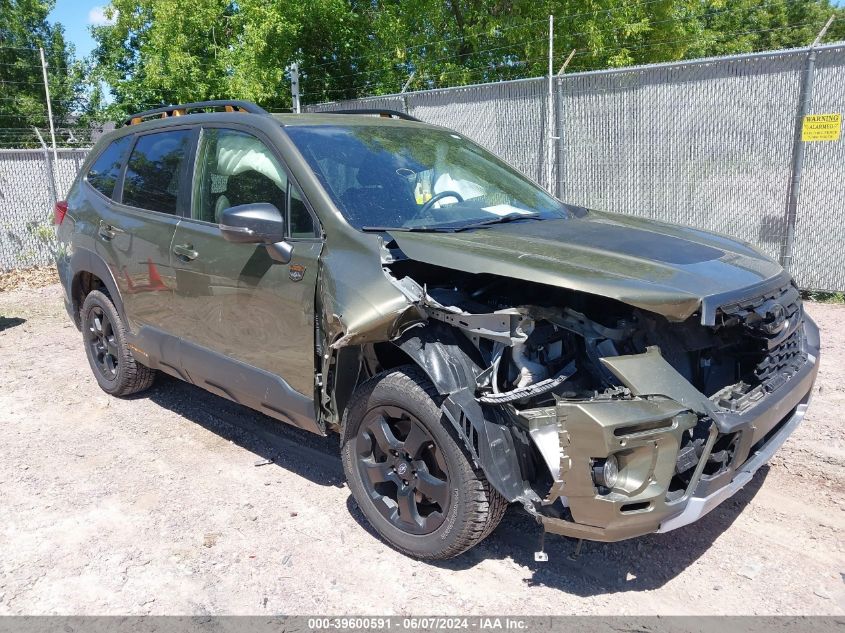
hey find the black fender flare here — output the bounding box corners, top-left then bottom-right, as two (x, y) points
(69, 247), (126, 322)
(393, 324), (532, 504)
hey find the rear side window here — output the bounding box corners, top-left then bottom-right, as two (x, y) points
(86, 136), (132, 198)
(122, 130), (192, 214)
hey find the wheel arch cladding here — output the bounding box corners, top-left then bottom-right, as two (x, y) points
(392, 324), (536, 505)
(69, 248), (126, 325)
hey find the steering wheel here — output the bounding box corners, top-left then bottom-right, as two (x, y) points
(420, 190), (464, 215)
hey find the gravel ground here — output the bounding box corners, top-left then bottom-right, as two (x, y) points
(0, 283), (843, 615)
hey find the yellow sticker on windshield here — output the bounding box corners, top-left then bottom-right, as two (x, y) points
(802, 113), (841, 142)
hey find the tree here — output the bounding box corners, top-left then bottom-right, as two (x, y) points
(89, 0), (845, 114)
(0, 0), (87, 147)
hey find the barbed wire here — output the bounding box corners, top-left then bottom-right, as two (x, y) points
(303, 36), (548, 87)
(0, 45), (42, 53)
(304, 0), (694, 73)
(302, 19), (831, 102)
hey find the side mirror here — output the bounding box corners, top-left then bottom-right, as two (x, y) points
(219, 203), (293, 263)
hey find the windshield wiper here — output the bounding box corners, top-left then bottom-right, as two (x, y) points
(361, 225), (457, 233)
(452, 212), (543, 231)
(362, 213), (544, 234)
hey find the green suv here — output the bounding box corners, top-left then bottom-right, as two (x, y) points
(56, 100), (819, 560)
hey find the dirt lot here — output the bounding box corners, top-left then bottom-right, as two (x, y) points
(0, 283), (843, 615)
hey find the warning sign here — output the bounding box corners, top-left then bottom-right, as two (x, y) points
(802, 113), (841, 142)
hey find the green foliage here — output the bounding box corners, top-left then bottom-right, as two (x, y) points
(80, 0), (845, 114)
(802, 290), (845, 303)
(0, 0), (89, 146)
(24, 208), (62, 262)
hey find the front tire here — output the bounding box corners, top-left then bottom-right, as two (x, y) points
(341, 366), (507, 559)
(81, 290), (155, 396)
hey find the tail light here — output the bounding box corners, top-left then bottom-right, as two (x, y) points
(54, 200), (68, 225)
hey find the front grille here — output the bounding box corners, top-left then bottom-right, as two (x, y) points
(719, 283), (802, 331)
(754, 328), (806, 386)
(713, 283), (807, 412)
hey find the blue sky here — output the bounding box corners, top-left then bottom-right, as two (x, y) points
(48, 1), (114, 60)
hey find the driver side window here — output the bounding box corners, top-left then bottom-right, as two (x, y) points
(193, 128), (317, 237)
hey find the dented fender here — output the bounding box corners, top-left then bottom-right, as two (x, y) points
(316, 240), (426, 350)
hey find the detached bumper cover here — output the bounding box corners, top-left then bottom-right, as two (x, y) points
(534, 315), (819, 542)
(657, 399), (809, 533)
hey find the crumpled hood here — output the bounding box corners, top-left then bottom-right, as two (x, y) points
(391, 210), (787, 322)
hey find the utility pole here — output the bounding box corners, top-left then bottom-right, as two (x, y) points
(546, 15), (555, 195)
(290, 63), (301, 114)
(780, 14), (836, 271)
(39, 47), (58, 170)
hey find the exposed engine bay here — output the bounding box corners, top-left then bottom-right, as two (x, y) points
(384, 256), (799, 410)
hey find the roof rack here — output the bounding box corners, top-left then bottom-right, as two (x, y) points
(317, 109), (421, 122)
(123, 100), (269, 126)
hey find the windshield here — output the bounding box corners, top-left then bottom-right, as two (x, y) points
(285, 124), (569, 231)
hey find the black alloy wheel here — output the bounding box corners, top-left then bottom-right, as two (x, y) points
(355, 405), (451, 535)
(86, 305), (119, 381)
(80, 289), (156, 396)
(341, 366), (508, 559)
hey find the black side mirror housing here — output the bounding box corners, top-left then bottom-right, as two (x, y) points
(219, 203), (293, 263)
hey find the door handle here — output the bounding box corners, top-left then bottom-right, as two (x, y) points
(173, 243), (199, 261)
(98, 221), (122, 240)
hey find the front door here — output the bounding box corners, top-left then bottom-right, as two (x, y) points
(169, 126), (323, 432)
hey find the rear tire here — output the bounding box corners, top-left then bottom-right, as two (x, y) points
(341, 365), (507, 559)
(81, 290), (155, 396)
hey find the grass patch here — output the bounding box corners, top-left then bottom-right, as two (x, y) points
(801, 290), (845, 304)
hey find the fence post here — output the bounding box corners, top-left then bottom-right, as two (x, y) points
(38, 47), (59, 170)
(555, 49), (576, 199)
(401, 71), (416, 115)
(780, 16), (836, 272)
(33, 127), (58, 207)
(290, 62), (301, 114)
(545, 15), (555, 194)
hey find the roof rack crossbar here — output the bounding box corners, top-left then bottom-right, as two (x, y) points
(123, 100), (269, 126)
(317, 108), (421, 122)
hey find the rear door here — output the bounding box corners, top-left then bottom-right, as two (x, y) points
(168, 125), (323, 433)
(95, 127), (196, 340)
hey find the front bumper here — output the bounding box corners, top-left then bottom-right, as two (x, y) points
(531, 315), (820, 542)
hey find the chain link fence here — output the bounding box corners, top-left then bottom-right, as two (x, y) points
(0, 148), (88, 271)
(790, 45), (845, 290)
(1, 45), (842, 289)
(308, 43), (845, 292)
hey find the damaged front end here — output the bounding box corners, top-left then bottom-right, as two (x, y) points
(320, 234), (820, 542)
